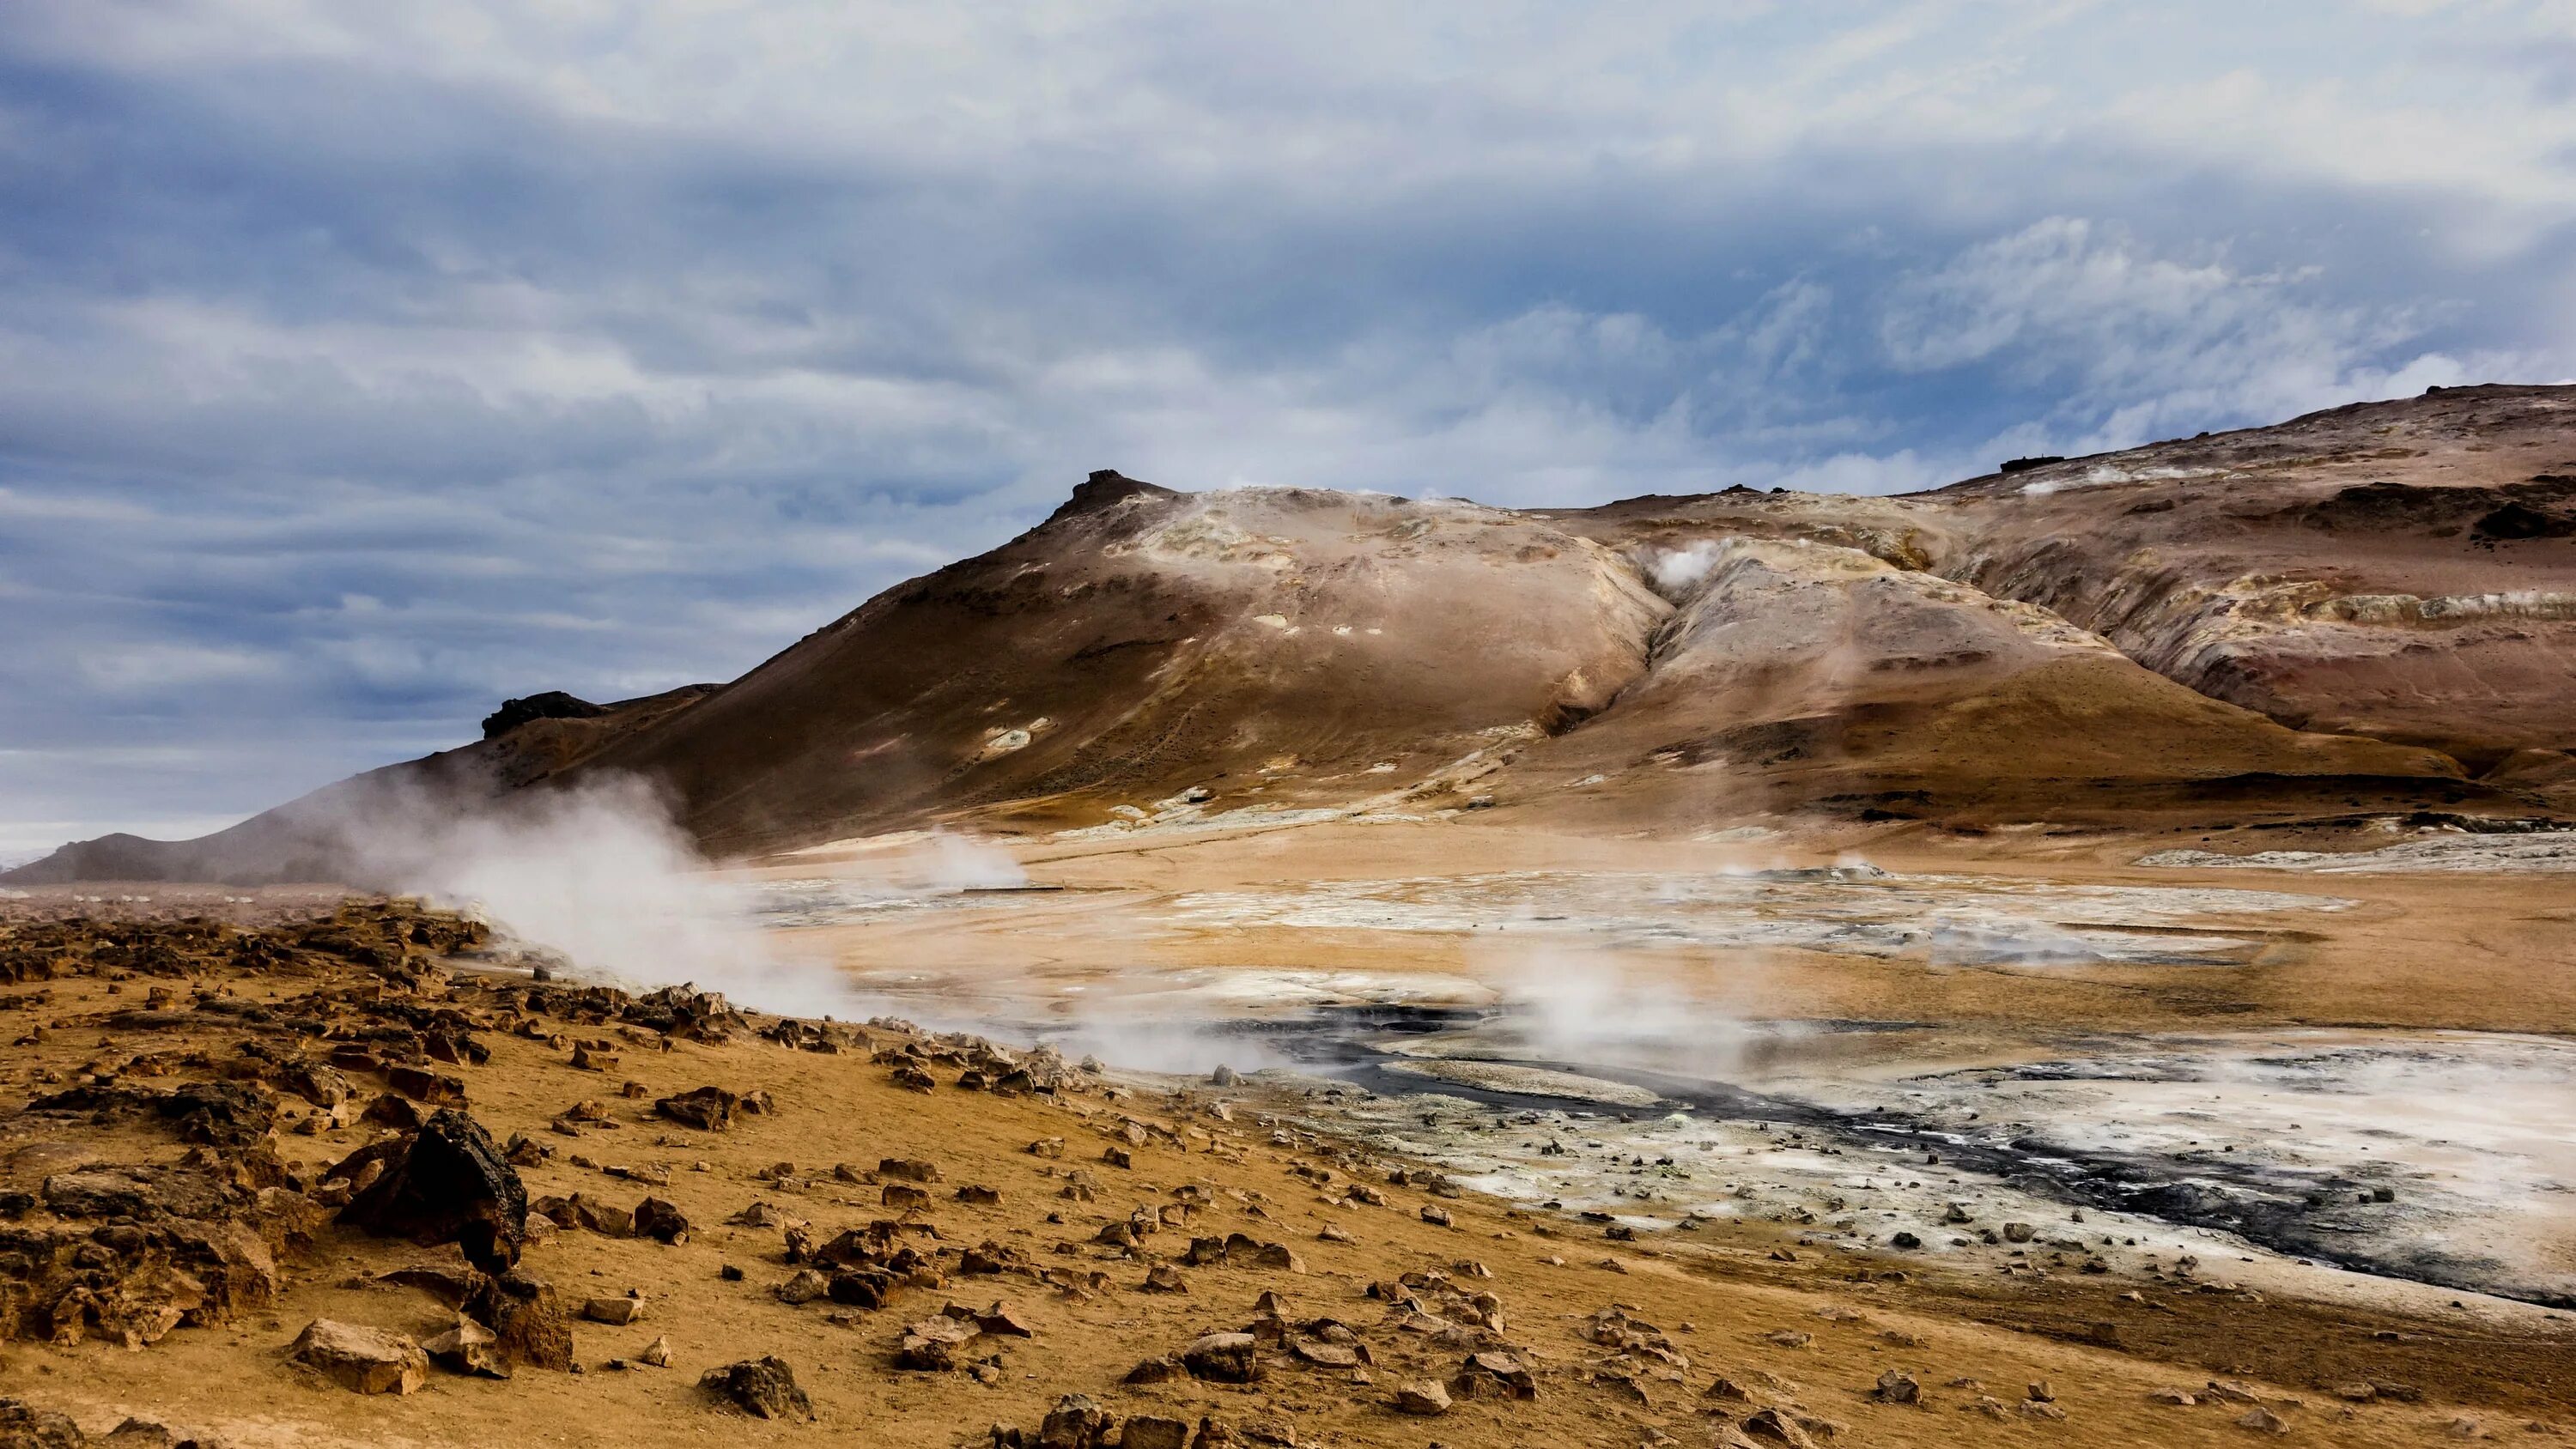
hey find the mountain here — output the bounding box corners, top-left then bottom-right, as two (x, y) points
(11, 385), (2575, 883)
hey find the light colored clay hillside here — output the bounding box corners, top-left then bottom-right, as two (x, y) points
(13, 385), (2573, 884)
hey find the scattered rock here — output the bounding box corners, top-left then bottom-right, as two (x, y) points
(1182, 1331), (1261, 1384)
(896, 1314), (983, 1371)
(701, 1356), (813, 1420)
(634, 1197), (690, 1244)
(1124, 1356), (1187, 1385)
(422, 1316), (510, 1379)
(461, 1270), (576, 1372)
(1394, 1379), (1452, 1416)
(654, 1088), (738, 1131)
(581, 1295), (646, 1325)
(287, 1319), (428, 1396)
(335, 1107), (528, 1274)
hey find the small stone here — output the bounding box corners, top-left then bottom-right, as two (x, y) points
(1124, 1355), (1186, 1385)
(582, 1295), (646, 1325)
(896, 1314), (983, 1371)
(422, 1316), (510, 1379)
(1740, 1408), (1818, 1447)
(1395, 1379), (1452, 1416)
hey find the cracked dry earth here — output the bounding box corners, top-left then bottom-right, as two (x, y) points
(0, 904), (2569, 1448)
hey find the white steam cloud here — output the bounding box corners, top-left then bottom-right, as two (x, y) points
(1475, 931), (1800, 1082)
(327, 774), (866, 1018)
(1642, 539), (1727, 599)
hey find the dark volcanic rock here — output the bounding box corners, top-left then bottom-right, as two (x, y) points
(654, 1087), (738, 1131)
(481, 691), (608, 739)
(701, 1356), (812, 1419)
(337, 1108), (528, 1274)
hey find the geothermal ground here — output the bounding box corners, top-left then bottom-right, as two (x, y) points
(3, 822), (2574, 1447)
(758, 818), (2576, 1310)
(5, 387), (2574, 1445)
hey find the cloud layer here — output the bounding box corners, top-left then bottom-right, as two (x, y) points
(3, 0), (2573, 853)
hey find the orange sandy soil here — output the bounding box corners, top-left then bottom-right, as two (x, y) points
(5, 819), (2573, 1446)
(781, 816), (2576, 1047)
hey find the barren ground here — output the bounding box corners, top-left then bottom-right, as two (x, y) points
(4, 815), (2570, 1446)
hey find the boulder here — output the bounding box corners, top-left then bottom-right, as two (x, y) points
(0, 1400), (87, 1449)
(1394, 1379), (1452, 1416)
(655, 1088), (738, 1131)
(1123, 1356), (1186, 1385)
(582, 1295), (646, 1325)
(897, 1314), (983, 1371)
(336, 1107), (528, 1274)
(634, 1197), (690, 1244)
(1740, 1409), (1817, 1447)
(287, 1318), (428, 1395)
(701, 1356), (813, 1420)
(1182, 1331), (1261, 1384)
(1455, 1350), (1537, 1400)
(774, 1269), (830, 1305)
(1036, 1394), (1109, 1449)
(385, 1065), (465, 1106)
(461, 1269), (575, 1371)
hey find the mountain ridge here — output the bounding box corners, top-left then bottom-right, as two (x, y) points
(12, 384), (2575, 884)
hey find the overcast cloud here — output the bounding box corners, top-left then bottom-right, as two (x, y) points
(3, 0), (2573, 856)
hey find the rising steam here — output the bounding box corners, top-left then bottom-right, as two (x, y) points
(325, 774), (865, 1017)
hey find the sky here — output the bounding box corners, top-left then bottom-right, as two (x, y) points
(3, 0), (2574, 859)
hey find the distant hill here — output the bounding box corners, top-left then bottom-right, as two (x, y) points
(14, 385), (2574, 883)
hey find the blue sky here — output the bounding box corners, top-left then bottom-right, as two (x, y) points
(3, 1), (2573, 857)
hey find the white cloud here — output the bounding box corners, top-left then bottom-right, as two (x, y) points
(3, 2), (2573, 844)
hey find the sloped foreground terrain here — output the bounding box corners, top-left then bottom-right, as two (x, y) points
(0, 900), (2567, 1447)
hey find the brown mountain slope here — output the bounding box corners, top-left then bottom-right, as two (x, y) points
(572, 476), (1670, 854)
(1498, 535), (2458, 833)
(11, 388), (2573, 882)
(1922, 384), (2576, 763)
